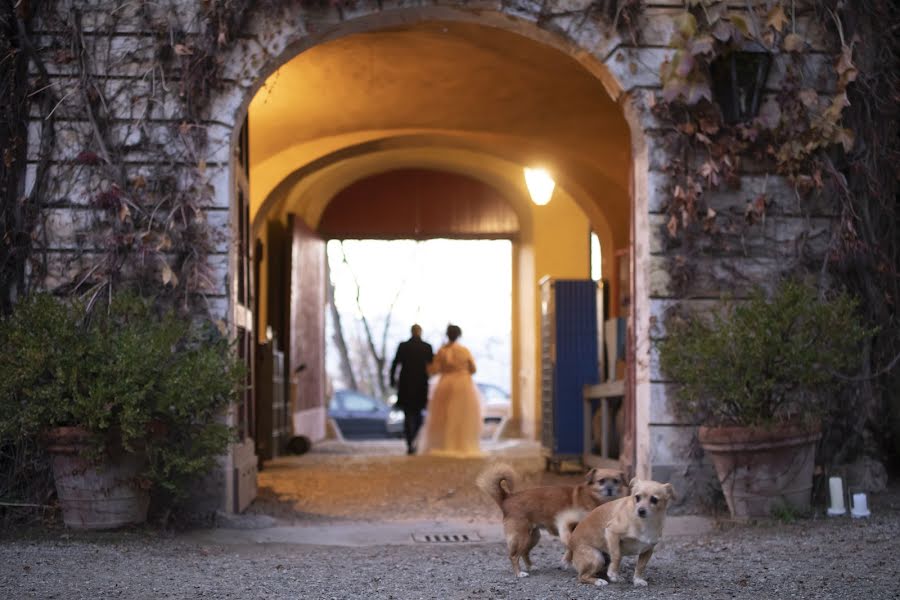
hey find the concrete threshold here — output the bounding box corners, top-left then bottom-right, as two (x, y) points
(185, 516), (714, 548)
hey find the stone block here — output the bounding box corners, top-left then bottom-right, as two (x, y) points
(648, 297), (725, 339)
(30, 76), (183, 122)
(651, 460), (722, 515)
(605, 47), (670, 90)
(648, 254), (791, 298)
(649, 213), (834, 260)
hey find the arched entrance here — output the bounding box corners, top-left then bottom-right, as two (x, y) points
(218, 6), (652, 512)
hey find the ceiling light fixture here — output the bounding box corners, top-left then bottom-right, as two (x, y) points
(523, 167), (555, 206)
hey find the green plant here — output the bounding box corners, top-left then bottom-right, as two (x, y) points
(0, 293), (241, 504)
(658, 280), (870, 428)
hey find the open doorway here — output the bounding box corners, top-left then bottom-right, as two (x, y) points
(324, 238), (513, 443)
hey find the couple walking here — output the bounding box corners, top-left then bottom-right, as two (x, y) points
(389, 324), (482, 457)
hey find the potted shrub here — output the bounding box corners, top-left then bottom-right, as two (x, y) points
(0, 294), (240, 529)
(658, 280), (869, 519)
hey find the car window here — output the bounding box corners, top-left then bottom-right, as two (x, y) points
(479, 384), (509, 403)
(328, 396), (340, 411)
(343, 393), (379, 412)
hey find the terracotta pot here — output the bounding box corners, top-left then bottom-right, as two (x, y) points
(699, 423), (821, 519)
(44, 426), (150, 529)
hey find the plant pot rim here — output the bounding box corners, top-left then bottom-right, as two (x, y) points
(699, 422), (822, 451)
(43, 426), (94, 455)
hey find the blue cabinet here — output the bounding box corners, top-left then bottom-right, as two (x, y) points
(540, 278), (601, 464)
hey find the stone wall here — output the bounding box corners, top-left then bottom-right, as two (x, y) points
(23, 0), (837, 513)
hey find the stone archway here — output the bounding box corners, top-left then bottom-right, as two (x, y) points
(213, 3), (660, 510)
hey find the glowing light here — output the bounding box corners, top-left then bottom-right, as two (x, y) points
(523, 167), (555, 206)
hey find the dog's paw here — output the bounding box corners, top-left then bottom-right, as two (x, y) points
(633, 576), (648, 587)
(593, 579), (609, 587)
(607, 571), (620, 583)
(516, 571), (530, 578)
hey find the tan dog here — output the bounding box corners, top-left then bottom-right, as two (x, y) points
(557, 478), (675, 587)
(476, 463), (627, 578)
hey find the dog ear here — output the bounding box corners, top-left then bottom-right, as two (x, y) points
(629, 477), (640, 491)
(584, 468), (597, 483)
(664, 483), (677, 500)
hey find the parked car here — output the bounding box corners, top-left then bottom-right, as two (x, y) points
(476, 382), (512, 424)
(328, 389), (404, 439)
(392, 382), (511, 419)
(381, 382), (512, 439)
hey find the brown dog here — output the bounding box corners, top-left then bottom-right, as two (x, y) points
(557, 478), (675, 587)
(476, 462), (627, 578)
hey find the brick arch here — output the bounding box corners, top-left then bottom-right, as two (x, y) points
(218, 2), (656, 478)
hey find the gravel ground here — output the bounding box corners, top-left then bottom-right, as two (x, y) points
(2, 513), (900, 599)
(3, 440), (899, 599)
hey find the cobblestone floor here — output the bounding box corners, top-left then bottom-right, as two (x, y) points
(248, 439), (579, 523)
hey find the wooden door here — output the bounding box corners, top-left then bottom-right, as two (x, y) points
(231, 117), (257, 512)
(289, 215), (327, 441)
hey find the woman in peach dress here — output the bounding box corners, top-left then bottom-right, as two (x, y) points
(418, 324), (483, 457)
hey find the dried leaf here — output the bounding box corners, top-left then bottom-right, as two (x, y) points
(156, 235), (173, 252)
(667, 214), (678, 238)
(712, 20), (735, 42)
(215, 320), (228, 335)
(75, 150), (101, 165)
(699, 160), (720, 187)
(198, 159), (207, 174)
(174, 44), (193, 56)
(766, 6), (789, 33)
(679, 121), (697, 135)
(783, 33), (805, 53)
(675, 12), (698, 39)
(675, 52), (695, 78)
(688, 35), (715, 56)
(798, 89), (819, 108)
(836, 45), (858, 88)
(706, 3), (728, 24)
(685, 77), (713, 105)
(835, 128), (855, 153)
(746, 194), (767, 223)
(118, 202), (131, 223)
(161, 263), (178, 287)
(729, 14), (751, 38)
(757, 98), (782, 130)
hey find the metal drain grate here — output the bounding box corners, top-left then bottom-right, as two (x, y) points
(411, 532), (482, 543)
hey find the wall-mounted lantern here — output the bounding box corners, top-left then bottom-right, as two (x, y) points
(524, 167), (555, 206)
(709, 46), (772, 124)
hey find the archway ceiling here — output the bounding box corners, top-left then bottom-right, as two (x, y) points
(262, 144), (620, 255)
(249, 21), (631, 228)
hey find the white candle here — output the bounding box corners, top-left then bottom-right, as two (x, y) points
(851, 493), (870, 518)
(827, 476), (846, 516)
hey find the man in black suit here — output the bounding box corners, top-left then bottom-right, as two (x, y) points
(390, 324), (433, 455)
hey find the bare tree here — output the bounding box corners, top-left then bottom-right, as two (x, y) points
(327, 271), (357, 390)
(337, 241), (407, 399)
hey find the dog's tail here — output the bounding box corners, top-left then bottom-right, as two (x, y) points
(555, 509), (583, 550)
(475, 462), (518, 508)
